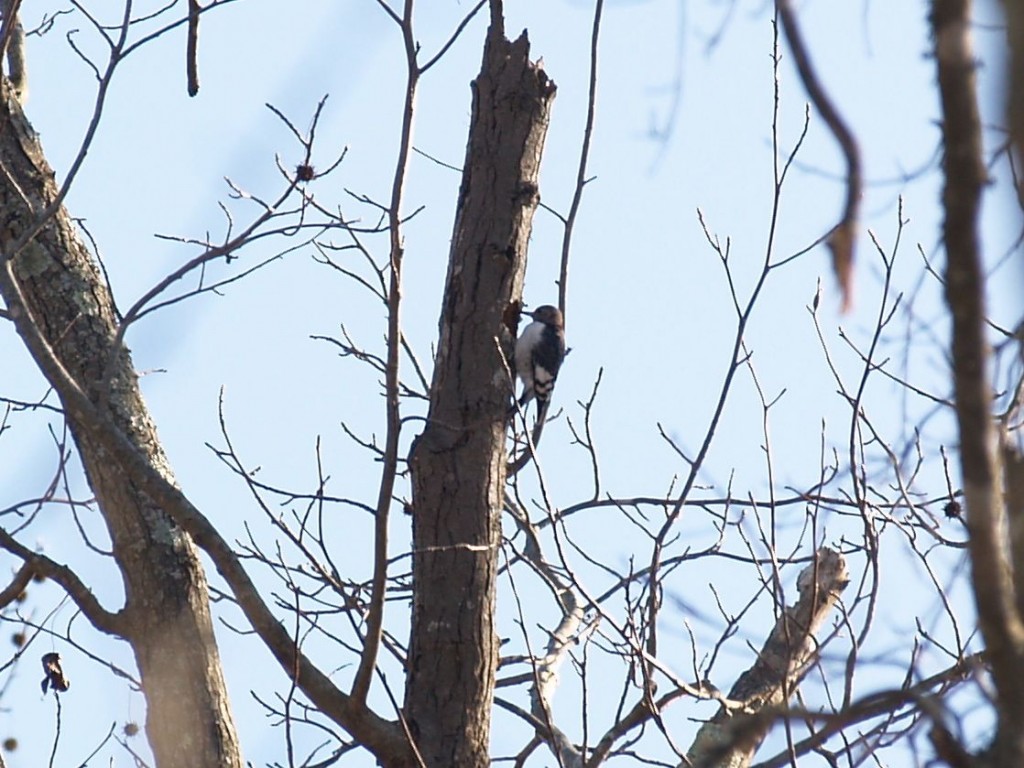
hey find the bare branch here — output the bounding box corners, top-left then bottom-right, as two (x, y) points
(0, 0), (27, 103)
(419, 0), (487, 74)
(0, 531), (124, 635)
(685, 548), (850, 768)
(557, 0), (603, 318)
(0, 560), (32, 609)
(932, 0), (1024, 757)
(187, 0), (199, 96)
(776, 0), (861, 310)
(350, 0), (419, 709)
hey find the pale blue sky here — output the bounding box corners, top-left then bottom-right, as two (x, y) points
(1, 0), (1020, 765)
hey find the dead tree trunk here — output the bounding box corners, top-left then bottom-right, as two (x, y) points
(405, 17), (556, 768)
(0, 84), (243, 768)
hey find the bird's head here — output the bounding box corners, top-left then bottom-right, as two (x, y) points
(529, 305), (563, 327)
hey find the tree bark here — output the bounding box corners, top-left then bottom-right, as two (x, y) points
(932, 1), (1024, 764)
(404, 17), (556, 768)
(0, 85), (242, 767)
(999, 0), (1024, 191)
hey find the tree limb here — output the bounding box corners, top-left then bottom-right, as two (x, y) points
(776, 0), (861, 310)
(0, 559), (32, 609)
(684, 548), (849, 768)
(932, 2), (1024, 760)
(0, 534), (124, 634)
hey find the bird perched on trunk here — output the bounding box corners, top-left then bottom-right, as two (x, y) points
(513, 304), (566, 419)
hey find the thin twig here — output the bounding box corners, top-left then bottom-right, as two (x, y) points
(186, 0), (200, 95)
(350, 0), (418, 707)
(557, 0), (603, 319)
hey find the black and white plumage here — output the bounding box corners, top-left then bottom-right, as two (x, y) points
(514, 305), (566, 415)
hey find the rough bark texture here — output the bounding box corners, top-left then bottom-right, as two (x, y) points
(933, 1), (1024, 764)
(0, 86), (242, 767)
(405, 21), (556, 768)
(684, 548), (849, 768)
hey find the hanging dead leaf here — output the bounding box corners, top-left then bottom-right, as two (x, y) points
(40, 652), (69, 695)
(828, 221), (855, 313)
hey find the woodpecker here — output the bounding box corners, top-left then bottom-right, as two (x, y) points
(513, 305), (566, 416)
